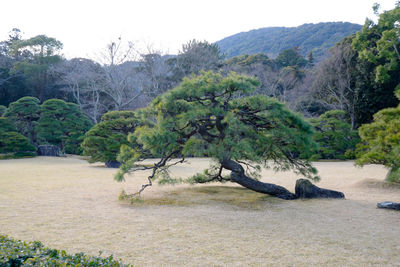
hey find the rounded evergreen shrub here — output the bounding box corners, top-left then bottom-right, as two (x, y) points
(36, 99), (92, 154)
(0, 131), (36, 158)
(0, 105), (6, 116)
(82, 110), (146, 166)
(3, 96), (40, 144)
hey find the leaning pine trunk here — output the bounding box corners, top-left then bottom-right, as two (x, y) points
(221, 158), (297, 200)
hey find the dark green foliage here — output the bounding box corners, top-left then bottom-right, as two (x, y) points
(0, 106), (6, 116)
(356, 89), (400, 182)
(116, 71), (319, 190)
(276, 48), (308, 67)
(10, 35), (64, 101)
(0, 63), (29, 106)
(224, 53), (273, 67)
(0, 131), (36, 158)
(82, 110), (145, 164)
(0, 116), (36, 158)
(351, 4), (400, 125)
(0, 117), (15, 132)
(352, 4), (400, 84)
(2, 97), (92, 156)
(309, 110), (360, 160)
(36, 99), (92, 154)
(0, 235), (129, 266)
(3, 96), (40, 143)
(216, 22), (362, 59)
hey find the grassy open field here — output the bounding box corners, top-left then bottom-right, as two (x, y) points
(1, 156), (400, 266)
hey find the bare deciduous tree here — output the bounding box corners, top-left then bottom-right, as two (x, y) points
(311, 41), (358, 128)
(139, 46), (176, 97)
(54, 58), (107, 123)
(98, 38), (148, 111)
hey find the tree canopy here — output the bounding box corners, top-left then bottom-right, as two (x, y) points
(116, 71), (319, 199)
(352, 3), (400, 84)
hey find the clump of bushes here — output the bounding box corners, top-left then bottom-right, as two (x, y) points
(0, 97), (92, 158)
(0, 117), (36, 159)
(82, 110), (147, 167)
(0, 105), (6, 116)
(308, 110), (359, 160)
(0, 235), (130, 266)
(36, 99), (92, 154)
(356, 88), (400, 182)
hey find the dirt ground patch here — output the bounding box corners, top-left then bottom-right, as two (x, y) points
(1, 157), (400, 266)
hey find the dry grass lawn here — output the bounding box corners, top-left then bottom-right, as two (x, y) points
(1, 156), (400, 266)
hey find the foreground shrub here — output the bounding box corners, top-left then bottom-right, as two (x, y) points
(0, 235), (130, 266)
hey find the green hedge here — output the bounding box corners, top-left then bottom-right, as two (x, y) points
(0, 235), (130, 266)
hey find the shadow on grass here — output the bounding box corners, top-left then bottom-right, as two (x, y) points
(119, 186), (284, 209)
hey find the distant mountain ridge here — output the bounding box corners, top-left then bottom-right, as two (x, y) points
(216, 22), (362, 59)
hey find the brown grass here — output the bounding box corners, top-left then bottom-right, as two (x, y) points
(1, 157), (400, 266)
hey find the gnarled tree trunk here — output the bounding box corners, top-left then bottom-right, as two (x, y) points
(221, 158), (297, 200)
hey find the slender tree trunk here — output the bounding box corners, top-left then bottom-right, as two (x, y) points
(221, 158), (297, 200)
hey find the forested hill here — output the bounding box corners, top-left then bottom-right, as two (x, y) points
(216, 22), (362, 59)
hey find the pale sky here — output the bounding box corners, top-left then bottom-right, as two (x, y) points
(0, 0), (398, 59)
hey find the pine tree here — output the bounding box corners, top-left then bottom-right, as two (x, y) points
(116, 71), (319, 199)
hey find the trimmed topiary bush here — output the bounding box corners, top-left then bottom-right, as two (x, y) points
(0, 117), (36, 159)
(0, 235), (130, 266)
(0, 105), (6, 116)
(0, 117), (16, 133)
(82, 110), (146, 167)
(36, 99), (92, 154)
(0, 132), (37, 158)
(3, 96), (41, 144)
